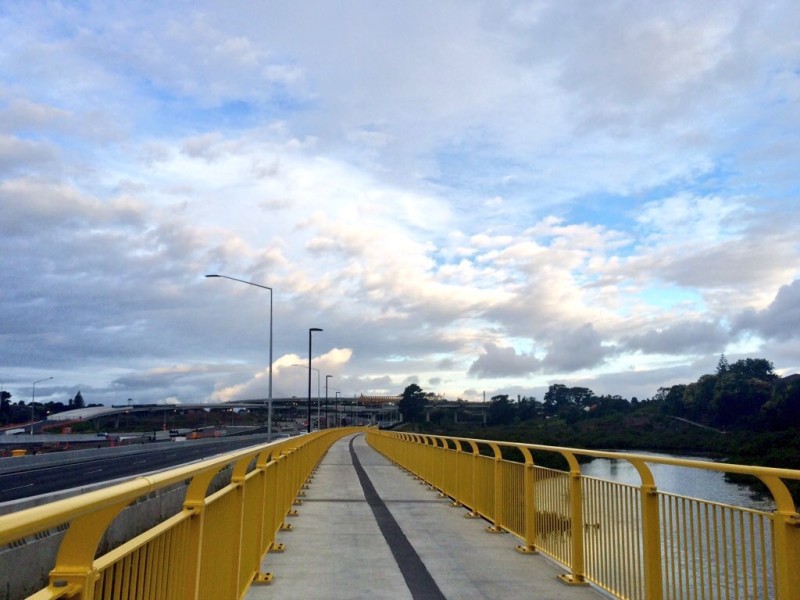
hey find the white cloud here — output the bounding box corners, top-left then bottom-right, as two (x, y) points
(1, 0), (799, 408)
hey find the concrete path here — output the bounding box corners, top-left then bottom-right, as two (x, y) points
(245, 433), (601, 600)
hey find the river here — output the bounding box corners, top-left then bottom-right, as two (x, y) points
(579, 450), (776, 511)
(577, 451), (779, 599)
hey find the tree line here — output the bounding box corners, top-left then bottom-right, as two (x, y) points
(399, 356), (799, 433)
(1, 390), (87, 426)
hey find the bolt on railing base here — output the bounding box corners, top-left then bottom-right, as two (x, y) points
(252, 572), (273, 585)
(485, 525), (505, 534)
(558, 574), (588, 586)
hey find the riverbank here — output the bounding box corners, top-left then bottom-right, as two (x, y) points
(407, 407), (800, 502)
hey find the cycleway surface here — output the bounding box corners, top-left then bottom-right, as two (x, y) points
(246, 433), (601, 600)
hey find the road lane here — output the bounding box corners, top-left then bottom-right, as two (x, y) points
(0, 436), (276, 503)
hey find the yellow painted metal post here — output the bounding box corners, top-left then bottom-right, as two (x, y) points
(230, 455), (253, 598)
(45, 480), (151, 598)
(640, 483), (663, 600)
(466, 440), (481, 518)
(558, 452), (587, 586)
(628, 458), (662, 600)
(183, 468), (225, 600)
(516, 446), (537, 554)
(48, 503), (127, 599)
(451, 439), (462, 507)
(759, 474), (800, 600)
(487, 443), (504, 533)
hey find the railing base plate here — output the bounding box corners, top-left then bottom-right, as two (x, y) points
(252, 572), (273, 585)
(515, 545), (538, 554)
(486, 525), (505, 534)
(270, 543), (286, 553)
(558, 574), (589, 586)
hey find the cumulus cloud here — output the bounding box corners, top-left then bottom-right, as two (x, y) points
(622, 320), (730, 355)
(1, 1), (799, 407)
(541, 323), (609, 372)
(734, 279), (800, 341)
(468, 343), (541, 378)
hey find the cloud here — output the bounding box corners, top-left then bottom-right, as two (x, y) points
(622, 320), (730, 355)
(542, 323), (610, 372)
(1, 1), (799, 408)
(468, 343), (541, 378)
(734, 279), (800, 341)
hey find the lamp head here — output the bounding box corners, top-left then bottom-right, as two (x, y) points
(310, 327), (323, 332)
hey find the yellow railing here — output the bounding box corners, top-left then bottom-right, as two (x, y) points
(0, 428), (365, 600)
(366, 430), (800, 600)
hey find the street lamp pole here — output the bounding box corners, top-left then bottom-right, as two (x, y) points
(325, 375), (332, 429)
(31, 377), (53, 434)
(206, 274), (274, 442)
(335, 390), (341, 427)
(308, 328), (323, 433)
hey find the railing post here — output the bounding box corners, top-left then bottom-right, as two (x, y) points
(230, 454), (254, 597)
(183, 468), (225, 599)
(640, 483), (663, 600)
(46, 480), (150, 599)
(466, 440), (481, 518)
(516, 446), (537, 554)
(629, 458), (662, 600)
(558, 452), (587, 586)
(487, 443), (504, 533)
(759, 474), (800, 600)
(451, 439), (462, 506)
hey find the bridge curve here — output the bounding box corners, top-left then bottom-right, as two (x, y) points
(246, 433), (593, 600)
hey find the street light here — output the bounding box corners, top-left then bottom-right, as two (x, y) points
(308, 328), (323, 433)
(293, 364), (321, 428)
(325, 375), (333, 429)
(335, 390), (341, 427)
(31, 377), (53, 434)
(206, 274), (275, 442)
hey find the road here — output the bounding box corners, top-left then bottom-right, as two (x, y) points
(0, 437), (277, 503)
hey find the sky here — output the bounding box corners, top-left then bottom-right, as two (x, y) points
(1, 1), (799, 409)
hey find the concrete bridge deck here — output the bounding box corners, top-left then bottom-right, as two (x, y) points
(247, 433), (601, 600)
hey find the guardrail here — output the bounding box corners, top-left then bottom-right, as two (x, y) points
(0, 428), (365, 600)
(366, 430), (800, 600)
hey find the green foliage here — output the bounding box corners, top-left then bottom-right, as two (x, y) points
(487, 394), (515, 425)
(412, 354), (798, 501)
(70, 391), (86, 409)
(398, 383), (427, 423)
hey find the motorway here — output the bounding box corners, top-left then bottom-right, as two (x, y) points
(0, 436), (278, 503)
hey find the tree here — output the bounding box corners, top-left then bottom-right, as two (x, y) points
(682, 374), (716, 422)
(711, 359), (776, 426)
(517, 396), (539, 421)
(729, 358), (776, 382)
(399, 384), (427, 423)
(655, 385), (688, 416)
(487, 395), (515, 425)
(716, 354), (730, 376)
(1, 390), (12, 424)
(70, 391), (85, 409)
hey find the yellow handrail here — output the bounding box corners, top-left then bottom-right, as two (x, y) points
(1, 428), (366, 600)
(366, 429), (800, 600)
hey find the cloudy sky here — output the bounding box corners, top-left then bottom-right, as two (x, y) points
(2, 1), (799, 409)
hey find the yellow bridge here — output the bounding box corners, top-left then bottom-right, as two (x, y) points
(1, 429), (799, 600)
